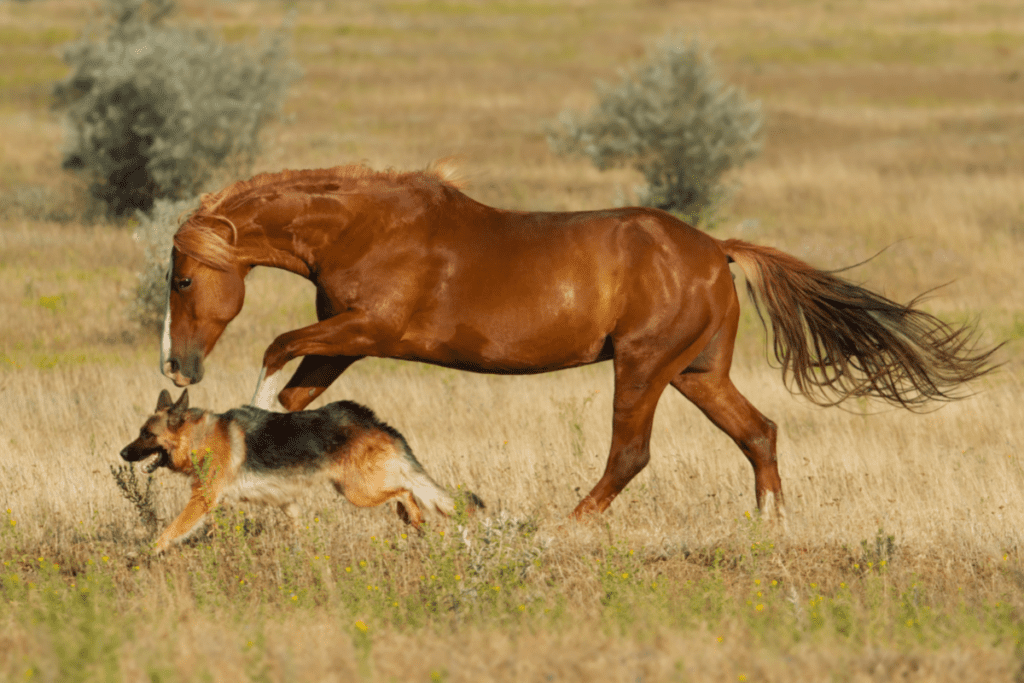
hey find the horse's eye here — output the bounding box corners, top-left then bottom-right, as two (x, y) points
(176, 278), (192, 291)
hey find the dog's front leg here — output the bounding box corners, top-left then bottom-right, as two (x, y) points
(153, 486), (221, 554)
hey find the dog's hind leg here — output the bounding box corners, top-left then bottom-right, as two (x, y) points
(394, 492), (425, 529)
(326, 424), (461, 531)
(329, 478), (427, 530)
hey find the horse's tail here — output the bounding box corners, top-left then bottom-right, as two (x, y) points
(718, 238), (1002, 409)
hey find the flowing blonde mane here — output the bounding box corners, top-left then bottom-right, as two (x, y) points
(173, 160), (465, 271)
(173, 219), (239, 271)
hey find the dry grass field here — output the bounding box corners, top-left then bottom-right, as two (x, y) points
(2, 0), (1024, 681)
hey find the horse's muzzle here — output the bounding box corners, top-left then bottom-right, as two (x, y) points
(163, 354), (204, 386)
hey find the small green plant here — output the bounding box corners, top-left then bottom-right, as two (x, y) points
(36, 294), (67, 313)
(548, 32), (763, 224)
(53, 0), (300, 217)
(596, 543), (646, 633)
(860, 527), (897, 567)
(738, 509), (777, 576)
(1007, 313), (1024, 341)
(1, 508), (18, 551)
(109, 464), (158, 535)
(191, 447), (219, 504)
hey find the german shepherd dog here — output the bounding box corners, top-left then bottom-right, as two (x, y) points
(120, 389), (478, 553)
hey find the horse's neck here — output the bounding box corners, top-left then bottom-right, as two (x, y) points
(236, 223), (313, 279)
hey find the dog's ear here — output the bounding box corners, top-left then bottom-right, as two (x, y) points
(157, 389), (174, 411)
(171, 389), (189, 416)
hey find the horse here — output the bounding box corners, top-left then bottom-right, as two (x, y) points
(160, 160), (1001, 521)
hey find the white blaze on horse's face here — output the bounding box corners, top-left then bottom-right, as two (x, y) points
(162, 248), (247, 387)
(160, 248), (174, 379)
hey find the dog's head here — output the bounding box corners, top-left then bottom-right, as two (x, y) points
(120, 389), (190, 473)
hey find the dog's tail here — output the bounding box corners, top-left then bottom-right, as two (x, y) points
(407, 465), (457, 517)
(389, 440), (454, 517)
(398, 445), (486, 518)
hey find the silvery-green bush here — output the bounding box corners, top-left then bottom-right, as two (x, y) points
(127, 196), (197, 331)
(549, 34), (763, 224)
(54, 0), (299, 217)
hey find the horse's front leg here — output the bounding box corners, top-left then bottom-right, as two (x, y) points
(251, 314), (382, 410)
(251, 365), (284, 410)
(270, 289), (366, 412)
(277, 355), (362, 411)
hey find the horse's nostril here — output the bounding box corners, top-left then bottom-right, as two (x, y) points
(167, 359), (179, 374)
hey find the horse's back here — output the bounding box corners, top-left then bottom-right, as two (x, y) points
(381, 197), (734, 370)
(431, 191), (727, 278)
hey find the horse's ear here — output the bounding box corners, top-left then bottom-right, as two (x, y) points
(171, 389), (189, 416)
(157, 389), (174, 411)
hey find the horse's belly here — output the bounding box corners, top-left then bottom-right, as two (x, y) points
(397, 316), (612, 374)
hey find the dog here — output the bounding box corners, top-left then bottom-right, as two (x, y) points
(120, 389), (480, 553)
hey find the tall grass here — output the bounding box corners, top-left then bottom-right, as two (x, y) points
(3, 352), (1024, 678)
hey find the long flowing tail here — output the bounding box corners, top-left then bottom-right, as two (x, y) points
(719, 238), (1002, 409)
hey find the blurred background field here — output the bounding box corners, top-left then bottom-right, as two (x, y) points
(1, 1), (1023, 680)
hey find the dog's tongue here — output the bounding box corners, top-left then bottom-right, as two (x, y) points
(140, 453), (162, 473)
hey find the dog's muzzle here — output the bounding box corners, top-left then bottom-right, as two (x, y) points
(120, 447), (166, 473)
(140, 454), (165, 473)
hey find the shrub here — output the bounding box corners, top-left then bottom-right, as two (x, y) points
(127, 195), (197, 331)
(53, 0), (300, 218)
(548, 33), (763, 224)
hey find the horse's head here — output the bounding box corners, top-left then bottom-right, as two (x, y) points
(160, 239), (247, 387)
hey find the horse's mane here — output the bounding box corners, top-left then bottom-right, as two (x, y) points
(173, 159), (465, 271)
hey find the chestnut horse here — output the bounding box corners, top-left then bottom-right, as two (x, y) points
(161, 161), (999, 520)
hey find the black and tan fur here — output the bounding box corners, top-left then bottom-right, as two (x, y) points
(120, 389), (478, 553)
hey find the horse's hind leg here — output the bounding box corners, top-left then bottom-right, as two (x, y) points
(668, 285), (785, 521)
(570, 372), (663, 518)
(671, 371), (784, 521)
(571, 347), (703, 519)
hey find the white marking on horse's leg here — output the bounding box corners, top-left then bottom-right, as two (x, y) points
(251, 367), (283, 410)
(160, 249), (174, 377)
(760, 491), (789, 534)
